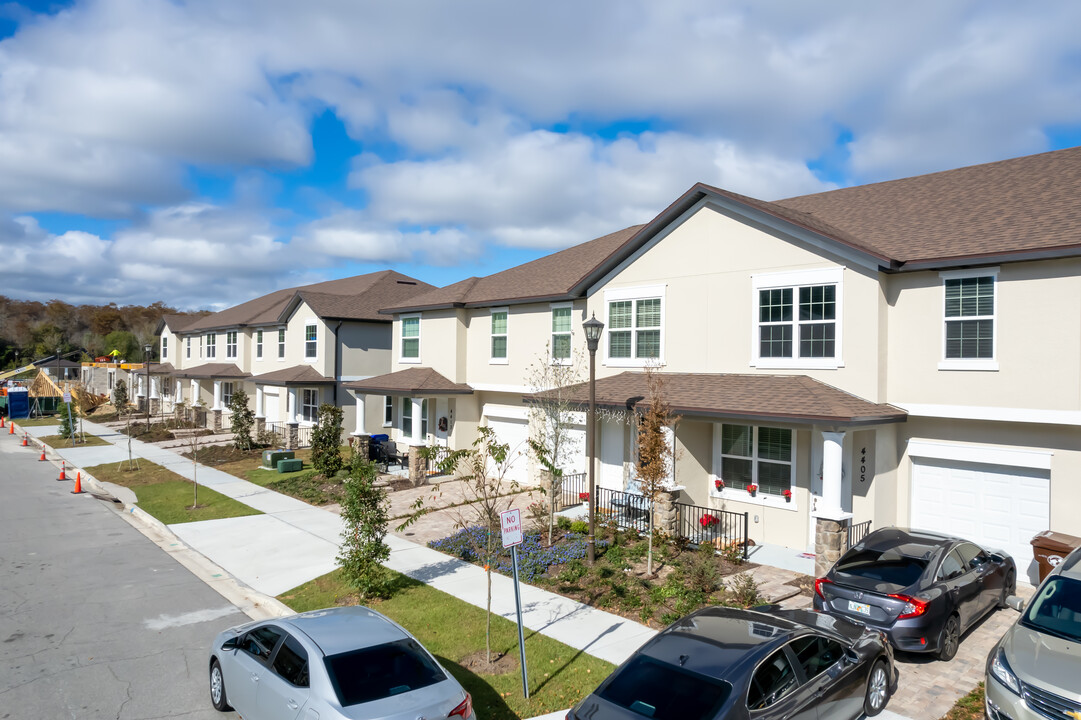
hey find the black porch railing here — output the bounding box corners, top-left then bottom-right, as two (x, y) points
(296, 425), (313, 448)
(846, 520), (872, 550)
(595, 487), (651, 534)
(554, 472), (586, 509)
(425, 445), (452, 478)
(674, 502), (750, 560)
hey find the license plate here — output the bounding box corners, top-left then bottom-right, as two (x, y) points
(848, 601), (871, 616)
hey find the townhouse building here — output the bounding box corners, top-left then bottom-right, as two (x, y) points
(148, 271), (434, 442)
(348, 147), (1081, 584)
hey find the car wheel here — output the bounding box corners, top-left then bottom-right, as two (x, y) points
(937, 615), (960, 661)
(863, 659), (891, 716)
(998, 570), (1016, 609)
(209, 659), (231, 712)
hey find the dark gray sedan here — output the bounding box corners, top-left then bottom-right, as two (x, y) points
(813, 528), (1015, 660)
(567, 606), (897, 720)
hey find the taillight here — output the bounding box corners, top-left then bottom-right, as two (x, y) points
(814, 577), (833, 599)
(449, 693), (472, 719)
(888, 594), (928, 620)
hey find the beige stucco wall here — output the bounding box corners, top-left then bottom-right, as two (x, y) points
(885, 258), (1081, 410)
(393, 309), (462, 380)
(339, 323), (392, 378)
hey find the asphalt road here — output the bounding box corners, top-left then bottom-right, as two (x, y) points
(0, 430), (247, 719)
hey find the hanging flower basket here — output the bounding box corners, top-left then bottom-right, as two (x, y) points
(746, 484), (758, 497)
(578, 492), (590, 502)
(699, 514), (719, 528)
(714, 478), (724, 491)
(783, 489), (792, 502)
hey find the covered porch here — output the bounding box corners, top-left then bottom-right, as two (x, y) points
(170, 363), (252, 433)
(249, 365), (337, 449)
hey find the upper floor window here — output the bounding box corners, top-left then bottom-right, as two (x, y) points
(186, 337), (191, 359)
(401, 315), (420, 362)
(301, 388), (318, 423)
(205, 333), (216, 359)
(256, 330), (263, 359)
(305, 323), (317, 360)
(277, 328), (286, 359)
(491, 309), (508, 363)
(717, 424), (793, 498)
(940, 268), (997, 370)
(605, 285), (665, 366)
(226, 331), (238, 359)
(551, 305), (572, 362)
(221, 381), (234, 407)
(752, 268), (843, 369)
(161, 336), (168, 361)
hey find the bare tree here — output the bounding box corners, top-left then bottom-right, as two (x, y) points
(184, 415), (203, 509)
(525, 346), (584, 544)
(636, 367), (680, 575)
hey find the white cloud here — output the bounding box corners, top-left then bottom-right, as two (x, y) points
(296, 212), (481, 266)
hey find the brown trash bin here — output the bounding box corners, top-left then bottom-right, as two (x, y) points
(1030, 530), (1081, 582)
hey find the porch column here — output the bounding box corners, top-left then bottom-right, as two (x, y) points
(820, 431), (847, 518)
(287, 387), (299, 424)
(352, 393), (366, 436)
(255, 386), (265, 418)
(150, 377), (159, 400)
(191, 379), (201, 405)
(175, 380), (182, 404)
(212, 380), (223, 411)
(136, 375), (146, 397)
(411, 397), (424, 445)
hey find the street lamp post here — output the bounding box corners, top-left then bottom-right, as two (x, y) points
(144, 343), (152, 433)
(582, 312), (604, 565)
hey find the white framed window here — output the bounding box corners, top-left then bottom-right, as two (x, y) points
(401, 397), (413, 436)
(401, 314), (420, 362)
(161, 336), (168, 361)
(186, 337), (191, 359)
(304, 322), (318, 360)
(604, 285), (665, 367)
(226, 331), (237, 359)
(383, 396), (393, 426)
(551, 303), (572, 363)
(108, 370), (115, 390)
(715, 424), (794, 497)
(205, 333), (216, 359)
(221, 381), (234, 407)
(300, 388), (318, 423)
(490, 308), (508, 363)
(277, 328), (286, 359)
(751, 267), (843, 369)
(199, 335), (203, 359)
(939, 268), (998, 371)
(256, 330), (263, 359)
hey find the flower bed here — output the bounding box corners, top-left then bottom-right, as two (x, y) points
(429, 526), (605, 583)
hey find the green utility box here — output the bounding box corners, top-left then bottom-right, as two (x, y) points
(262, 449), (294, 469)
(277, 458), (303, 473)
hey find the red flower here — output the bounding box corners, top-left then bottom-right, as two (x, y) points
(746, 484), (758, 493)
(714, 479), (724, 490)
(782, 489), (792, 499)
(579, 492), (590, 501)
(699, 514), (719, 527)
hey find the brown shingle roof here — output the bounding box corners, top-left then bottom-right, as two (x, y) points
(384, 225), (645, 312)
(130, 362), (175, 376)
(250, 366), (335, 386)
(343, 367), (473, 395)
(775, 146), (1081, 265)
(288, 272), (434, 322)
(533, 372), (905, 426)
(172, 363), (251, 380)
(183, 271), (434, 332)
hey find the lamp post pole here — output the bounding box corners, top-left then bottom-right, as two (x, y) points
(582, 313), (604, 566)
(144, 343), (152, 433)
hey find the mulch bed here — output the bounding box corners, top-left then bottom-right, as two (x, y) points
(458, 650), (518, 675)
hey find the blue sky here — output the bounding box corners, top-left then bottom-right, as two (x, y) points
(2, 1), (1081, 310)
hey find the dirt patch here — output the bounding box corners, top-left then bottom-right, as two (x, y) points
(188, 444), (263, 466)
(458, 650), (518, 675)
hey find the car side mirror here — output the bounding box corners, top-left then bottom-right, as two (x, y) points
(1006, 596), (1026, 613)
(843, 648), (860, 666)
(222, 636), (240, 651)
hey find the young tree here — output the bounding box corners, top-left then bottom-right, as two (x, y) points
(112, 378), (128, 410)
(184, 414), (203, 509)
(337, 452), (391, 598)
(637, 367), (680, 575)
(228, 387), (255, 450)
(311, 403), (344, 477)
(525, 346), (584, 544)
(440, 426), (519, 663)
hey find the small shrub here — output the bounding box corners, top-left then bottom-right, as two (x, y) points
(256, 427), (282, 447)
(310, 403), (344, 477)
(597, 565), (615, 580)
(721, 542), (745, 566)
(725, 571), (763, 608)
(682, 542), (723, 595)
(604, 544), (627, 570)
(558, 559), (587, 583)
(556, 516), (572, 531)
(570, 519), (588, 534)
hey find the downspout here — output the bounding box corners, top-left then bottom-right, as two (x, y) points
(333, 320), (343, 406)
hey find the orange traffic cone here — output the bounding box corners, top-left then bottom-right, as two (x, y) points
(71, 471), (84, 495)
(39, 447), (46, 461)
(58, 462), (66, 482)
(8, 421), (14, 434)
(1, 416), (5, 428)
(21, 432), (28, 447)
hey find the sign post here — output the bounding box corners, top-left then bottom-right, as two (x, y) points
(62, 391), (74, 444)
(499, 507), (528, 699)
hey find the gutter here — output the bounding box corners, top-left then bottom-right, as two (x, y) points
(332, 320), (343, 406)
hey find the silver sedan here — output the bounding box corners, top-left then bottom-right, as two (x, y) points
(208, 606), (475, 720)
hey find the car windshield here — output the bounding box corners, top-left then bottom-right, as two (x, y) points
(1021, 577), (1081, 642)
(324, 639), (446, 707)
(834, 548), (927, 589)
(597, 655), (731, 720)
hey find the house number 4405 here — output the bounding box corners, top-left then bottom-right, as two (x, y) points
(859, 447), (867, 483)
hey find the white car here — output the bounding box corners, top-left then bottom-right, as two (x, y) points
(209, 606), (475, 720)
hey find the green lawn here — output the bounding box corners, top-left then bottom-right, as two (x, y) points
(85, 460), (262, 525)
(9, 416), (63, 427)
(279, 569), (614, 720)
(941, 683), (984, 720)
(40, 433), (111, 448)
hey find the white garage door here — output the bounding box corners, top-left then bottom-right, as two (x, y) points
(911, 458), (1049, 584)
(485, 417), (531, 484)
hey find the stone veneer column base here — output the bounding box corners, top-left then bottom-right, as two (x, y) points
(408, 446), (427, 487)
(212, 409), (222, 433)
(350, 434), (370, 463)
(652, 488), (680, 538)
(255, 417), (265, 436)
(286, 422), (299, 451)
(814, 516), (848, 578)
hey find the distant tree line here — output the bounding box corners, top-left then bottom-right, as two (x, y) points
(0, 296), (209, 369)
